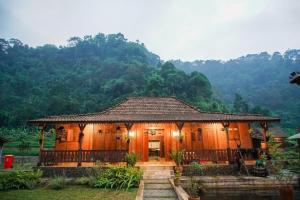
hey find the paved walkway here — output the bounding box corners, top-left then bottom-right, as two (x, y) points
(141, 164), (178, 200)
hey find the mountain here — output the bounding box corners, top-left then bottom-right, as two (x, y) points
(172, 50), (300, 129)
(0, 33), (224, 128)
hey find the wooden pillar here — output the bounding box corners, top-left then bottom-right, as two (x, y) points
(77, 123), (86, 167)
(175, 121), (184, 150)
(222, 122), (231, 163)
(38, 124), (46, 166)
(260, 122), (268, 150)
(125, 122), (133, 152)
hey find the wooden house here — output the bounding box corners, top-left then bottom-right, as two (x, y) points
(29, 97), (280, 166)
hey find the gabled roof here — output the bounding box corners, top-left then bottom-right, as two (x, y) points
(29, 97), (280, 124)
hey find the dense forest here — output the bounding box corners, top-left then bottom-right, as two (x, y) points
(172, 51), (300, 129)
(0, 33), (226, 128)
(0, 33), (298, 132)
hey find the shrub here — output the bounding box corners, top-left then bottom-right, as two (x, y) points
(48, 176), (67, 190)
(94, 166), (142, 190)
(0, 169), (42, 191)
(170, 150), (185, 166)
(75, 176), (96, 186)
(125, 153), (137, 167)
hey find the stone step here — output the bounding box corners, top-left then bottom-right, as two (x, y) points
(144, 179), (170, 184)
(143, 176), (173, 180)
(143, 189), (177, 198)
(139, 166), (174, 170)
(143, 170), (174, 179)
(143, 198), (178, 200)
(144, 184), (172, 189)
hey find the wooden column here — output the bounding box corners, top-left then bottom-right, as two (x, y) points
(260, 122), (268, 150)
(38, 124), (46, 166)
(222, 122), (231, 163)
(125, 122), (133, 152)
(77, 123), (86, 167)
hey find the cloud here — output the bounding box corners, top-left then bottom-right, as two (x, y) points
(0, 0), (299, 61)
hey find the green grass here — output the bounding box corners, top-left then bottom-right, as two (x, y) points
(0, 186), (137, 200)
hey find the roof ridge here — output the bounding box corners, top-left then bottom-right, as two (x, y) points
(169, 96), (201, 113)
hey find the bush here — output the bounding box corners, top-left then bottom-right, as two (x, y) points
(170, 150), (184, 166)
(125, 153), (137, 167)
(0, 169), (42, 191)
(48, 176), (67, 190)
(75, 176), (96, 187)
(94, 166), (142, 190)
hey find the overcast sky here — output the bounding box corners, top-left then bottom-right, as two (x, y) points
(0, 0), (299, 61)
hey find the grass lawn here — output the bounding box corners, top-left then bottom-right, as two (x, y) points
(0, 186), (137, 200)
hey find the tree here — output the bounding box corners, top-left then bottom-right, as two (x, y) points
(233, 93), (249, 113)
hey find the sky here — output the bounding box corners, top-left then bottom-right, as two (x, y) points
(0, 0), (300, 61)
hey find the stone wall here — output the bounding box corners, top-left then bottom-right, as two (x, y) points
(180, 176), (299, 189)
(1, 156), (38, 164)
(39, 166), (107, 177)
(182, 164), (252, 176)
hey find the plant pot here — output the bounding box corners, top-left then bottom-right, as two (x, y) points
(174, 166), (183, 173)
(174, 178), (180, 186)
(188, 197), (200, 200)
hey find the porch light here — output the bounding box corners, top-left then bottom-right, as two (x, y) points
(172, 130), (179, 137)
(129, 130), (135, 137)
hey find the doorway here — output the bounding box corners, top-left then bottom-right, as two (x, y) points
(145, 129), (165, 161)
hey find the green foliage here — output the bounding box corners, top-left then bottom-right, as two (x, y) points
(125, 153), (137, 167)
(0, 169), (42, 191)
(48, 176), (67, 190)
(186, 163), (206, 197)
(187, 176), (200, 198)
(170, 150), (185, 166)
(172, 50), (300, 129)
(267, 132), (300, 175)
(233, 93), (249, 113)
(74, 176), (95, 186)
(0, 34), (223, 130)
(94, 166), (142, 190)
(0, 127), (55, 156)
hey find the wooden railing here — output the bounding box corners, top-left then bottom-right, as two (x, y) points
(183, 149), (256, 164)
(40, 150), (127, 166)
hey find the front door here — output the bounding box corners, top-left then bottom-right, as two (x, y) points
(144, 129), (165, 161)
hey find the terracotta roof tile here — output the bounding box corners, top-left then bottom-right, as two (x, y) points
(29, 97), (280, 124)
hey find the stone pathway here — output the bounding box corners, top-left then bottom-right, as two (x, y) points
(141, 165), (178, 200)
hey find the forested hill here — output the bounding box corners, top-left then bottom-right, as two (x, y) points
(172, 51), (300, 129)
(0, 33), (225, 128)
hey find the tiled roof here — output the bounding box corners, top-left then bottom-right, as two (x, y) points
(29, 97), (280, 124)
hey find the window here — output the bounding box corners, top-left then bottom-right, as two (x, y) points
(191, 132), (196, 141)
(197, 128), (203, 141)
(56, 126), (67, 142)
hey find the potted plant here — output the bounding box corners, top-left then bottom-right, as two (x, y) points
(125, 153), (137, 167)
(186, 162), (205, 200)
(186, 176), (200, 200)
(170, 150), (185, 173)
(174, 170), (181, 186)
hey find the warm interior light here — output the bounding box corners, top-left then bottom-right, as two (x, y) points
(172, 130), (179, 137)
(129, 130), (135, 137)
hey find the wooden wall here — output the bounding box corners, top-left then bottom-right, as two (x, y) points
(54, 122), (253, 161)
